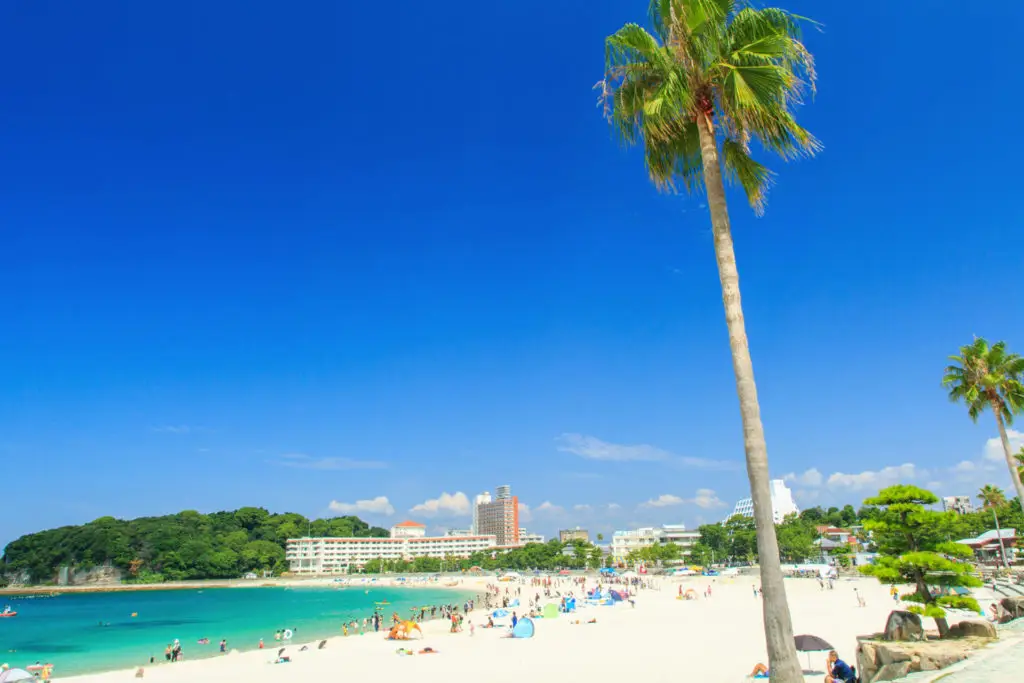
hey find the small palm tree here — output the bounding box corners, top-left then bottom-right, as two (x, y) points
(977, 485), (1009, 568)
(600, 2), (818, 678)
(943, 338), (1024, 504)
(1015, 447), (1024, 482)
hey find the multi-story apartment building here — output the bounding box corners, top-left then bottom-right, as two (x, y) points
(942, 496), (974, 515)
(471, 492), (491, 534)
(476, 485), (519, 547)
(286, 520), (496, 574)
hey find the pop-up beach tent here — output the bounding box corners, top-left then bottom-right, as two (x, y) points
(511, 617), (535, 638)
(0, 669), (35, 683)
(492, 609), (510, 618)
(609, 590), (625, 602)
(542, 603), (559, 619)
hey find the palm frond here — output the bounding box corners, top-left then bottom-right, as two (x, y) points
(722, 137), (774, 214)
(606, 24), (669, 71)
(644, 117), (704, 192)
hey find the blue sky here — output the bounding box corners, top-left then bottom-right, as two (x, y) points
(3, 1), (1024, 548)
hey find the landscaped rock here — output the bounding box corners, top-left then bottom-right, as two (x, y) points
(872, 661), (912, 681)
(856, 637), (976, 683)
(883, 610), (924, 641)
(946, 620), (997, 639)
(1000, 596), (1024, 619)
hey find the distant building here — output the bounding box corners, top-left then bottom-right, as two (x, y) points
(611, 524), (699, 563)
(472, 492), (492, 534)
(476, 485), (520, 547)
(559, 527), (590, 543)
(726, 480), (799, 524)
(519, 528), (545, 544)
(942, 496), (974, 515)
(286, 520), (496, 574)
(446, 528), (473, 537)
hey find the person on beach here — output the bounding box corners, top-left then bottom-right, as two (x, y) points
(824, 650), (855, 683)
(219, 639), (227, 653)
(164, 645), (171, 662)
(749, 663), (769, 678)
(259, 639), (264, 649)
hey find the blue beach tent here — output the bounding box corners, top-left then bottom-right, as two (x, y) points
(511, 617), (535, 638)
(492, 609), (509, 618)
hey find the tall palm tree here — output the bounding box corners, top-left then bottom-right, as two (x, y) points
(599, 1), (819, 678)
(943, 338), (1024, 504)
(977, 485), (1009, 568)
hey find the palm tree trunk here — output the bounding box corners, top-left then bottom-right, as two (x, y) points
(993, 405), (1024, 506)
(694, 113), (802, 681)
(991, 508), (1008, 569)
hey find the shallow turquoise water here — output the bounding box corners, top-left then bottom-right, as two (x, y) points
(0, 585), (473, 676)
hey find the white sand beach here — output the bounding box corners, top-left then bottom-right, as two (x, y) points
(55, 574), (930, 683)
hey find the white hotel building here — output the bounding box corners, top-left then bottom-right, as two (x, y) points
(286, 521), (497, 575)
(725, 479), (799, 524)
(611, 523), (700, 563)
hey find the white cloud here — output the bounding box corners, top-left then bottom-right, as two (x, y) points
(984, 429), (1024, 462)
(152, 425), (195, 434)
(535, 501), (565, 515)
(784, 468), (824, 487)
(328, 496), (394, 515)
(926, 481), (943, 490)
(410, 492), (471, 517)
(555, 433), (733, 470)
(556, 433), (669, 461)
(687, 488), (726, 509)
(826, 463), (918, 491)
(517, 503), (532, 523)
(275, 453), (387, 470)
(641, 494), (685, 508)
(606, 503), (622, 511)
(573, 504), (592, 512)
(954, 460), (976, 473)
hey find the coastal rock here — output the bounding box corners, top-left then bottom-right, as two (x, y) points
(856, 637), (975, 683)
(946, 620), (997, 639)
(883, 610), (924, 641)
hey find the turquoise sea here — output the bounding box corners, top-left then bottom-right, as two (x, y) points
(0, 585), (473, 676)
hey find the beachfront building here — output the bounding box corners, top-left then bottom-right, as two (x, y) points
(476, 485), (520, 547)
(559, 527), (590, 543)
(955, 528), (1018, 564)
(286, 520), (497, 574)
(725, 479), (799, 524)
(942, 496), (974, 515)
(610, 524), (700, 563)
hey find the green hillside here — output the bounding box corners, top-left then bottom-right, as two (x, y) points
(1, 508), (388, 584)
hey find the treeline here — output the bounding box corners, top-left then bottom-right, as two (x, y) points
(686, 497), (1024, 567)
(360, 539), (605, 574)
(1, 507), (388, 584)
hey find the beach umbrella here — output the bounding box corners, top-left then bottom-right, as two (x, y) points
(0, 669), (35, 683)
(794, 634), (833, 672)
